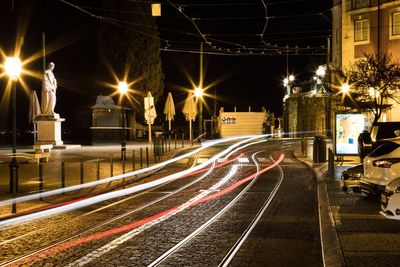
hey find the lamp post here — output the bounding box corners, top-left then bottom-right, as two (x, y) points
(118, 81), (128, 161)
(194, 87), (203, 141)
(5, 57), (21, 213)
(283, 75), (295, 96)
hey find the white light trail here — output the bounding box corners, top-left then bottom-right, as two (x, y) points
(65, 165), (239, 267)
(0, 135), (263, 208)
(0, 136), (262, 228)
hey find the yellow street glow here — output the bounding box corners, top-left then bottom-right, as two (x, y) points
(341, 83), (350, 94)
(5, 57), (22, 80)
(118, 81), (128, 94)
(316, 66), (325, 77)
(194, 87), (203, 98)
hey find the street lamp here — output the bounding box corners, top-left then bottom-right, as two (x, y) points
(283, 75), (294, 95)
(341, 83), (350, 94)
(118, 81), (128, 161)
(194, 87), (203, 141)
(316, 66), (326, 77)
(4, 56), (22, 214)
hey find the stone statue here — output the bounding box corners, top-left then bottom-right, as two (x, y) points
(41, 62), (58, 115)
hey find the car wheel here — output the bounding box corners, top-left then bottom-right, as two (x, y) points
(342, 186), (348, 192)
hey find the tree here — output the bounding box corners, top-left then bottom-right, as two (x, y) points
(344, 52), (400, 125)
(96, 1), (164, 128)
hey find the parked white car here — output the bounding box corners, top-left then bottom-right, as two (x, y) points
(360, 138), (400, 196)
(380, 178), (400, 220)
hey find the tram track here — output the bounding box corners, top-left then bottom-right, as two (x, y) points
(0, 137), (271, 266)
(147, 150), (284, 267)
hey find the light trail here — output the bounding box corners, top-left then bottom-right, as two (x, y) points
(65, 164), (240, 267)
(148, 151), (284, 267)
(0, 135), (262, 208)
(218, 153), (285, 266)
(223, 139), (267, 159)
(0, 136), (263, 228)
(9, 160), (241, 266)
(0, 154), (242, 248)
(6, 152), (283, 266)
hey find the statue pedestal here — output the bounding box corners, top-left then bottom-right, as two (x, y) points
(35, 114), (65, 145)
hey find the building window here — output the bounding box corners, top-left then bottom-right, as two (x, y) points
(393, 12), (400, 36)
(354, 19), (369, 42)
(354, 0), (369, 9)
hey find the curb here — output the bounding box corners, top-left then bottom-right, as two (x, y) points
(293, 152), (345, 267)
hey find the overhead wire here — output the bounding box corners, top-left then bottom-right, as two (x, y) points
(60, 0), (330, 56)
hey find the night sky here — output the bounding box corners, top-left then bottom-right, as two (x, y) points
(0, 0), (332, 131)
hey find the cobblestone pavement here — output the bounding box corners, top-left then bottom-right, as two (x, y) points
(0, 139), (323, 266)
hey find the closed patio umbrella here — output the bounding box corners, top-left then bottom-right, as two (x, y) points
(29, 90), (41, 144)
(163, 92), (175, 131)
(182, 92), (197, 143)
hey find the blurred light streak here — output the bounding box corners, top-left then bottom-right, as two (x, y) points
(0, 136), (263, 228)
(0, 136), (260, 208)
(13, 162), (239, 266)
(12, 153), (284, 265)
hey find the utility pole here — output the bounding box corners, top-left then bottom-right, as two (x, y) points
(198, 42), (203, 139)
(326, 37), (332, 137)
(42, 32), (46, 72)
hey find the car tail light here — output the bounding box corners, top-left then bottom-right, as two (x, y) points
(372, 158), (400, 168)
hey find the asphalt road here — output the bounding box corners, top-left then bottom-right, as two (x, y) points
(0, 138), (322, 266)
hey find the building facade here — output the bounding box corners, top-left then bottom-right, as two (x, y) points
(333, 0), (400, 121)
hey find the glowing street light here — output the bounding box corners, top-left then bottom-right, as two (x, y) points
(118, 81), (128, 161)
(118, 81), (128, 95)
(4, 56), (22, 213)
(316, 66), (325, 77)
(289, 74), (295, 82)
(283, 78), (289, 86)
(5, 57), (22, 80)
(194, 87), (203, 98)
(341, 83), (350, 94)
(194, 87), (203, 141)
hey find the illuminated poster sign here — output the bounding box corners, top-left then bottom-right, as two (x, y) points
(335, 113), (365, 155)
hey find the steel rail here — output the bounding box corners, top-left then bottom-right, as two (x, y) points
(148, 149), (283, 267)
(0, 138), (265, 266)
(218, 153), (284, 266)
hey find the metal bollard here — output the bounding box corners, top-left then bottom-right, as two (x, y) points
(122, 155), (126, 174)
(146, 147), (149, 167)
(110, 154), (114, 177)
(39, 164), (43, 200)
(140, 148), (143, 169)
(97, 158), (100, 180)
(182, 133), (184, 148)
(161, 138), (164, 155)
(175, 134), (177, 149)
(61, 161), (66, 189)
(132, 150), (136, 171)
(168, 137), (171, 151)
(328, 148), (334, 175)
(80, 159), (84, 184)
